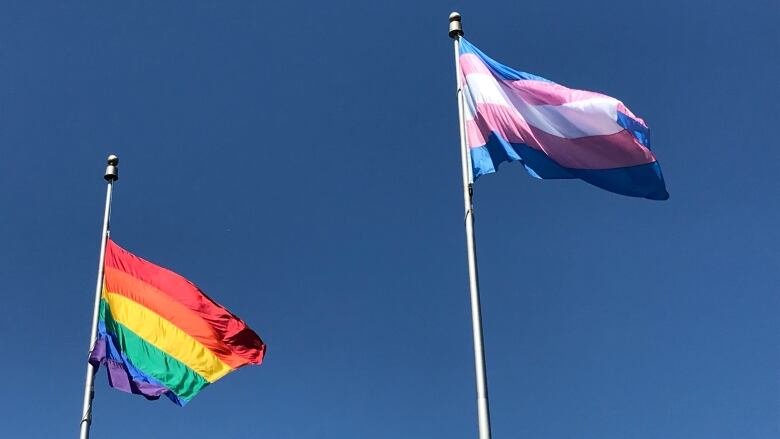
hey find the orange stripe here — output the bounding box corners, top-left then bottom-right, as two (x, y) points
(105, 240), (265, 365)
(103, 292), (232, 382)
(104, 265), (249, 369)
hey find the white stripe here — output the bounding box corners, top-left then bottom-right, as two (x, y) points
(462, 83), (477, 121)
(531, 98), (623, 138)
(464, 72), (625, 138)
(463, 73), (511, 108)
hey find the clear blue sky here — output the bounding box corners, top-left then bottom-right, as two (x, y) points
(0, 1), (778, 438)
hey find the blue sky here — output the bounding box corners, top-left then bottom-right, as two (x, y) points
(0, 1), (778, 438)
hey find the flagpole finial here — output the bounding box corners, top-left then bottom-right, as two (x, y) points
(449, 12), (463, 38)
(104, 154), (119, 182)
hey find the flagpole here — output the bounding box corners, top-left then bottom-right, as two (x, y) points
(449, 12), (493, 439)
(79, 154), (119, 439)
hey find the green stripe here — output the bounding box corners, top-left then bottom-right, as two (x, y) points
(100, 300), (209, 401)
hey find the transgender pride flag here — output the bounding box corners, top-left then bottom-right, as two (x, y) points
(459, 38), (668, 200)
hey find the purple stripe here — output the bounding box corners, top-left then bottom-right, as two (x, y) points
(89, 334), (173, 402)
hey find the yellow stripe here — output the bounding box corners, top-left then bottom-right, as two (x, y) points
(103, 290), (233, 383)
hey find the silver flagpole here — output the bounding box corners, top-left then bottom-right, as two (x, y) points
(449, 12), (493, 439)
(79, 154), (119, 439)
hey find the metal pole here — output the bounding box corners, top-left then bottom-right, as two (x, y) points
(79, 155), (119, 439)
(449, 12), (492, 439)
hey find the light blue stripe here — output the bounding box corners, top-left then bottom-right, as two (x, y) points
(460, 38), (552, 83)
(470, 133), (669, 200)
(616, 111), (651, 148)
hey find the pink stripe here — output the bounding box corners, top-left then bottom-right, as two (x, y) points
(459, 53), (493, 76)
(460, 53), (647, 131)
(465, 119), (491, 150)
(460, 53), (608, 106)
(465, 103), (656, 170)
(506, 80), (609, 107)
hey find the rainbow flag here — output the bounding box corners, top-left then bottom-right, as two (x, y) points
(459, 38), (668, 200)
(88, 239), (266, 405)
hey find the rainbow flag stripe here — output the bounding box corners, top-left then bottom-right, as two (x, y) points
(89, 239), (266, 405)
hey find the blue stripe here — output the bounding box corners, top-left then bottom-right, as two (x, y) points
(98, 321), (187, 406)
(460, 38), (552, 83)
(471, 133), (669, 200)
(616, 111), (651, 148)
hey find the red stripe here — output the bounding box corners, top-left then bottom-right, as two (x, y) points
(104, 266), (253, 369)
(105, 239), (265, 365)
